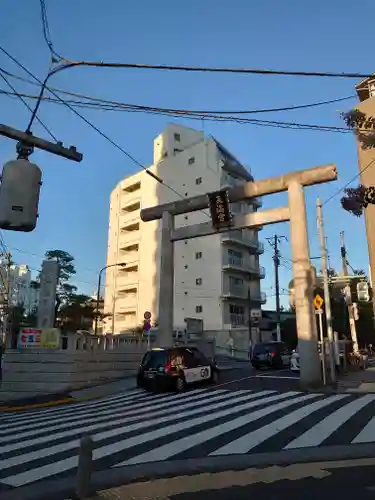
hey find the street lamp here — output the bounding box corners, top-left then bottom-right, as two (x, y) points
(94, 263), (127, 335)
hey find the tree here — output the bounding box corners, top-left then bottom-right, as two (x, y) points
(341, 110), (375, 217)
(59, 293), (96, 332)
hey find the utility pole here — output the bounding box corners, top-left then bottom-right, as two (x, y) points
(340, 231), (359, 352)
(316, 199), (336, 382)
(266, 234), (287, 342)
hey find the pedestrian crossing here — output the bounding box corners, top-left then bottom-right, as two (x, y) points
(1, 386), (375, 489)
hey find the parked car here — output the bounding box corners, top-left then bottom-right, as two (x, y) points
(250, 341), (292, 369)
(137, 346), (219, 392)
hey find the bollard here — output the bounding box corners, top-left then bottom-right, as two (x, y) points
(76, 435), (94, 499)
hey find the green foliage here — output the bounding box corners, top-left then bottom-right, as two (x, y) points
(59, 293), (95, 332)
(341, 109), (375, 150)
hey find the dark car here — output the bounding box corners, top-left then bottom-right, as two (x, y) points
(251, 341), (291, 369)
(137, 346), (219, 393)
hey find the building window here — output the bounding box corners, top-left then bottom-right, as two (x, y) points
(195, 177), (202, 185)
(229, 304), (244, 315)
(184, 215), (188, 220)
(185, 265), (188, 269)
(188, 157), (195, 165)
(174, 133), (181, 142)
(174, 148), (182, 154)
(196, 278), (202, 285)
(195, 252), (202, 259)
(228, 249), (242, 259)
(229, 276), (243, 286)
(196, 305), (203, 313)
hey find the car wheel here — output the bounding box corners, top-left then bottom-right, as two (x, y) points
(136, 376), (143, 389)
(175, 376), (186, 393)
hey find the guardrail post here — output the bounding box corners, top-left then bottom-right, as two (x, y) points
(76, 435), (94, 499)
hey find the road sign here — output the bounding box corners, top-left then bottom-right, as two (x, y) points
(143, 320), (151, 332)
(313, 294), (324, 310)
(207, 190), (232, 228)
(144, 311), (151, 320)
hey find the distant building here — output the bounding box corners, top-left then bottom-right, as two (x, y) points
(8, 264), (31, 308)
(104, 124), (266, 349)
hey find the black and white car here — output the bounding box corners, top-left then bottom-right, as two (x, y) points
(137, 346), (219, 392)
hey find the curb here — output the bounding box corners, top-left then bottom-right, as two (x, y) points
(5, 443), (375, 500)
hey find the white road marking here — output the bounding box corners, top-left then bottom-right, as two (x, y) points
(353, 414), (375, 443)
(1, 390), (278, 487)
(285, 394), (375, 449)
(1, 390), (272, 456)
(119, 392), (317, 465)
(0, 389), (235, 436)
(210, 394), (349, 455)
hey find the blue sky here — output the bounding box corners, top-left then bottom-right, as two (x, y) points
(0, 0), (373, 308)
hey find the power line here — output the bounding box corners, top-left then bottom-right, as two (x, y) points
(0, 87), (356, 135)
(0, 69), (356, 115)
(323, 156), (375, 205)
(0, 69), (57, 141)
(39, 0), (63, 60)
(0, 45), (195, 206)
(28, 57), (375, 80)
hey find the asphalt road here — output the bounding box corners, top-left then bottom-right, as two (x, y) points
(3, 364), (375, 494)
(218, 364), (300, 392)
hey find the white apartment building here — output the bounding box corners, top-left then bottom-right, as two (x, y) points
(104, 124), (266, 343)
(8, 264), (32, 307)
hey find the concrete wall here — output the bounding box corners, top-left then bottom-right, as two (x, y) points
(0, 333), (218, 401)
(0, 334), (150, 401)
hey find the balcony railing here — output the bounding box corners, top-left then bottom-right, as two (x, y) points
(116, 273), (139, 288)
(223, 256), (265, 278)
(251, 291), (267, 304)
(230, 313), (246, 326)
(222, 283), (247, 298)
(221, 231), (264, 253)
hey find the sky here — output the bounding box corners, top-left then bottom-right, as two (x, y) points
(0, 0), (373, 309)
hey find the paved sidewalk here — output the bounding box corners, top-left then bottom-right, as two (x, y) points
(337, 364), (375, 393)
(87, 458), (375, 499)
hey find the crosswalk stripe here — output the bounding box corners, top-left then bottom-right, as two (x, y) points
(119, 392), (318, 465)
(210, 394), (349, 455)
(0, 389), (235, 436)
(285, 393), (375, 449)
(0, 390), (253, 467)
(352, 415), (375, 443)
(1, 390), (273, 456)
(0, 390), (285, 487)
(1, 388), (145, 421)
(1, 386), (211, 426)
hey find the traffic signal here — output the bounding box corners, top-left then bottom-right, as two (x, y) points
(0, 159), (42, 232)
(357, 281), (370, 302)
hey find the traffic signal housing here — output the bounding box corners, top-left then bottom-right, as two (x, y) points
(0, 159), (42, 232)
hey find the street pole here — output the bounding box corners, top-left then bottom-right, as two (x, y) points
(274, 235), (281, 342)
(94, 263), (126, 335)
(316, 198), (336, 382)
(266, 234), (286, 342)
(340, 231), (359, 353)
(317, 310), (327, 385)
(288, 181), (321, 387)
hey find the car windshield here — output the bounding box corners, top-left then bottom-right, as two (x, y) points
(142, 350), (169, 368)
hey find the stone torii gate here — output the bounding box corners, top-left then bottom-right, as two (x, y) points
(140, 164), (338, 387)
